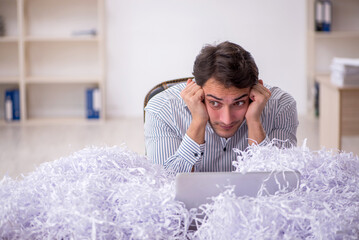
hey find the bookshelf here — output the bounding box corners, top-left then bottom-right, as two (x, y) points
(307, 0), (359, 150)
(0, 0), (106, 124)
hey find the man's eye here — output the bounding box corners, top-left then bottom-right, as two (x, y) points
(210, 101), (220, 107)
(234, 101), (244, 107)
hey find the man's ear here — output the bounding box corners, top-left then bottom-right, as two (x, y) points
(258, 79), (264, 85)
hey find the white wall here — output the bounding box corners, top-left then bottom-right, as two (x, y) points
(105, 0), (307, 118)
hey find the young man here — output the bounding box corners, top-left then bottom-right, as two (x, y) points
(144, 41), (298, 173)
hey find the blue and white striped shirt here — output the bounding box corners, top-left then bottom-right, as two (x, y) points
(144, 82), (298, 173)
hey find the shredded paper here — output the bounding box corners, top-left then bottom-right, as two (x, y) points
(1, 141), (358, 239)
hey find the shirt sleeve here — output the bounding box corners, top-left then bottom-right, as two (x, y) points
(144, 110), (205, 173)
(267, 96), (299, 147)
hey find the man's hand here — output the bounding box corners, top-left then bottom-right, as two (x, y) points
(180, 79), (208, 145)
(245, 80), (271, 123)
(245, 80), (271, 145)
(180, 79), (209, 126)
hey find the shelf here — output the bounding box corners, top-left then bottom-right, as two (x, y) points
(24, 36), (99, 42)
(313, 31), (359, 39)
(0, 41), (19, 78)
(0, 117), (104, 126)
(24, 117), (104, 126)
(26, 41), (101, 79)
(0, 119), (21, 126)
(26, 76), (101, 84)
(315, 74), (333, 87)
(0, 37), (19, 43)
(0, 76), (19, 84)
(316, 74), (359, 90)
(0, 0), (105, 123)
(26, 83), (101, 120)
(0, 0), (18, 37)
(25, 0), (99, 37)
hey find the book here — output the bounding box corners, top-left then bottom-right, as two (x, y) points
(86, 88), (101, 119)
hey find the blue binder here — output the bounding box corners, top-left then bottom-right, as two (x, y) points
(4, 89), (20, 121)
(86, 88), (100, 119)
(322, 0), (332, 32)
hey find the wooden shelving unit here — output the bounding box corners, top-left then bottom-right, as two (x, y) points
(307, 0), (359, 85)
(316, 75), (359, 150)
(306, 0), (359, 150)
(0, 0), (106, 124)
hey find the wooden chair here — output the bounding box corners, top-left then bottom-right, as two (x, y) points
(143, 77), (193, 121)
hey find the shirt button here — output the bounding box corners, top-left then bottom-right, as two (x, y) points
(194, 153), (198, 157)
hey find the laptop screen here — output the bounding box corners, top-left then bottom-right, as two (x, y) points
(174, 171), (301, 210)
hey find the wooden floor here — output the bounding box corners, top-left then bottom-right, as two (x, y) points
(0, 115), (358, 179)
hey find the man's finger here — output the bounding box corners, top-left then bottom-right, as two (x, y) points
(252, 84), (271, 97)
(181, 82), (202, 100)
(193, 88), (205, 101)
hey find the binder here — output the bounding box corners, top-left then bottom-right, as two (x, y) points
(5, 91), (13, 121)
(322, 0), (332, 32)
(0, 16), (4, 37)
(12, 89), (20, 120)
(315, 0), (323, 31)
(86, 88), (101, 119)
(4, 89), (20, 121)
(315, 0), (331, 32)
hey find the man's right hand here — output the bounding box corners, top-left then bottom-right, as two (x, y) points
(180, 79), (209, 126)
(180, 79), (208, 145)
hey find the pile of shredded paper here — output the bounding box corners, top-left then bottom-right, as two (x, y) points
(1, 141), (358, 239)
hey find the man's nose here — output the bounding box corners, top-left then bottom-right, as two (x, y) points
(220, 107), (233, 125)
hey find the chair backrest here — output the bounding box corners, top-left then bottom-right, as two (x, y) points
(143, 77), (193, 121)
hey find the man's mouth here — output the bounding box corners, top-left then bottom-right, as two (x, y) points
(219, 124), (234, 130)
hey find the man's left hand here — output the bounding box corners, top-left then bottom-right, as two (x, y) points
(245, 80), (271, 124)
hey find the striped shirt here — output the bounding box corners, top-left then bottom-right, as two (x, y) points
(144, 82), (298, 173)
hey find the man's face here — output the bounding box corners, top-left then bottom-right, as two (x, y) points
(202, 77), (251, 138)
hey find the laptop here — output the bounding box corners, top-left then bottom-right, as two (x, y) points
(174, 171), (301, 210)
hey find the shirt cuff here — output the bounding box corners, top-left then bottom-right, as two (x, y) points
(258, 136), (270, 146)
(177, 134), (205, 166)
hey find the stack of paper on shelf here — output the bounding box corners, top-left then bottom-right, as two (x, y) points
(331, 58), (359, 86)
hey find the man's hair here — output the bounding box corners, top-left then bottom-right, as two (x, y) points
(193, 41), (258, 88)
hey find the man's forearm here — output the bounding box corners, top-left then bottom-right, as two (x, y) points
(247, 120), (266, 145)
(186, 119), (206, 145)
